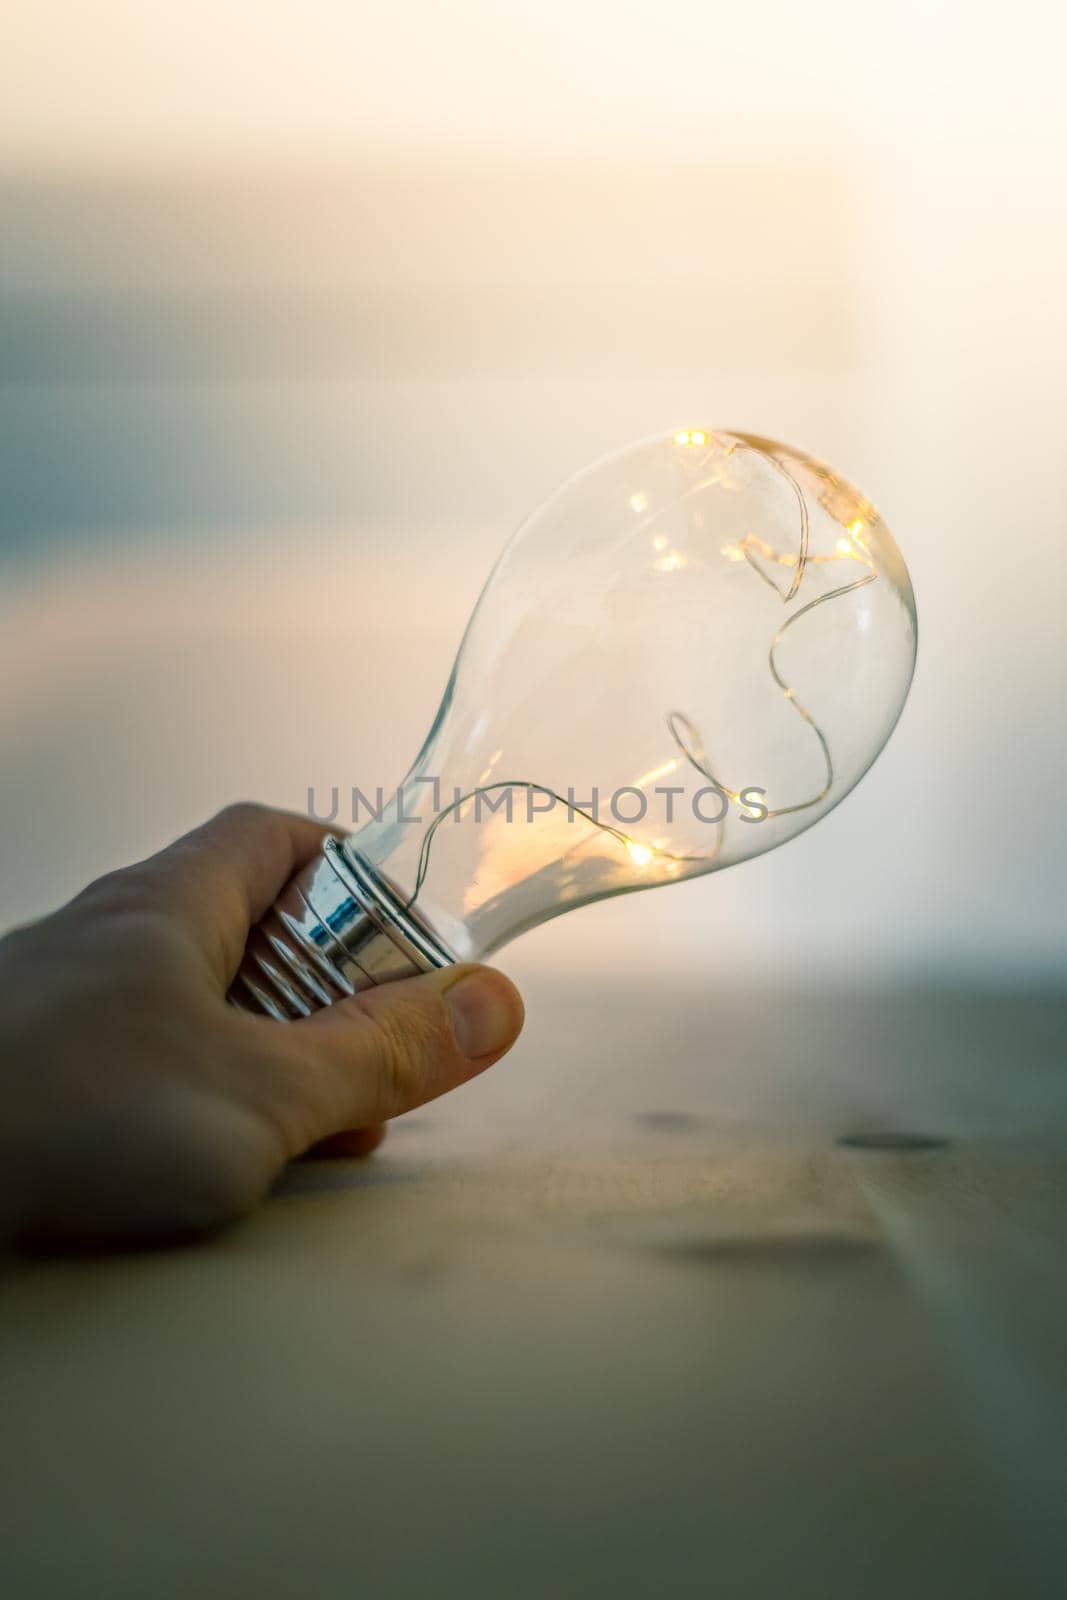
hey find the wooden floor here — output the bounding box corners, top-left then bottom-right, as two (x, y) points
(3, 979), (1065, 1598)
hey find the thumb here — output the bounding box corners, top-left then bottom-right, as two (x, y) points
(251, 964), (524, 1152)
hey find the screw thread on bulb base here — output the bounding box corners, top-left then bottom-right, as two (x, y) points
(230, 838), (455, 1020)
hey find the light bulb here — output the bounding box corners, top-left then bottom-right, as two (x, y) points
(234, 430), (916, 1018)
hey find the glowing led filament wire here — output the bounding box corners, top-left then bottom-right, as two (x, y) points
(404, 436), (885, 909)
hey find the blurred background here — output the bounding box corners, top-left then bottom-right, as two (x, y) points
(1, 0), (1065, 988)
(3, 14), (1067, 1595)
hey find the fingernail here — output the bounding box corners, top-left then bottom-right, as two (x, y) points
(446, 971), (520, 1060)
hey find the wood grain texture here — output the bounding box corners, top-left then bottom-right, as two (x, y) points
(1, 981), (1065, 1598)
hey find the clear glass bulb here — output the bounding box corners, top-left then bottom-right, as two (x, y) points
(234, 428), (918, 1017)
(346, 428), (917, 963)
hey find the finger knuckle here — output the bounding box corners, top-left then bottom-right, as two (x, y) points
(75, 864), (147, 911)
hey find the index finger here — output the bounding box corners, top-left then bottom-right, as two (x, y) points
(115, 803), (337, 986)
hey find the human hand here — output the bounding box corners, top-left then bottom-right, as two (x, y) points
(0, 804), (524, 1249)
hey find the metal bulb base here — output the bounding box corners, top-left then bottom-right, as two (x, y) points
(230, 838), (455, 1020)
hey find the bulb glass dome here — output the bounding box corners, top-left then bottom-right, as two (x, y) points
(347, 430), (917, 961)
